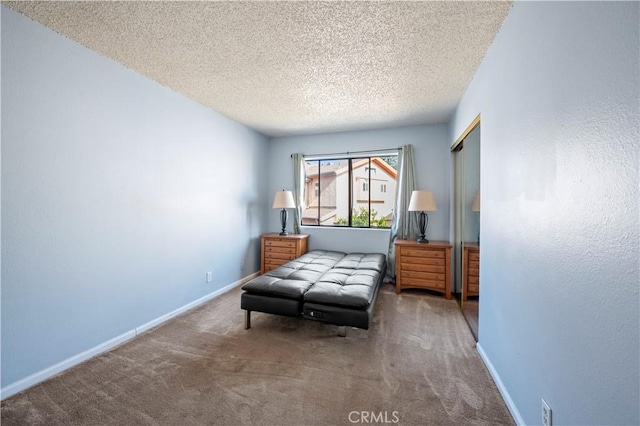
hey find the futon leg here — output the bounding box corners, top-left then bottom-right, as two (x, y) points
(337, 326), (347, 337)
(244, 310), (251, 330)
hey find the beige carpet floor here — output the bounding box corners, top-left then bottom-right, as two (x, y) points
(1, 284), (513, 425)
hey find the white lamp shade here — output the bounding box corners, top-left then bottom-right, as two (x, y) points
(272, 190), (296, 209)
(408, 190), (437, 212)
(471, 191), (480, 212)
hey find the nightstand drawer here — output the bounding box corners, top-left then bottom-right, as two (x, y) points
(469, 260), (479, 269)
(469, 252), (479, 262)
(265, 246), (296, 255)
(401, 270), (445, 281)
(468, 284), (479, 293)
(402, 256), (445, 266)
(401, 263), (445, 273)
(265, 262), (284, 273)
(402, 277), (445, 290)
(468, 276), (479, 285)
(401, 248), (445, 259)
(265, 240), (297, 248)
(265, 251), (296, 261)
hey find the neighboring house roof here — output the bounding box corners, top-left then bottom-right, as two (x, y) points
(360, 157), (398, 179)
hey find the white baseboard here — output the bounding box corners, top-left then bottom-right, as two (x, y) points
(0, 330), (137, 400)
(136, 271), (259, 335)
(476, 343), (525, 425)
(0, 271), (259, 400)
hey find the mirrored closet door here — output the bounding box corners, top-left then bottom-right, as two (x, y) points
(452, 120), (480, 340)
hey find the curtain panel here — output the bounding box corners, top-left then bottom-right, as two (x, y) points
(292, 153), (304, 234)
(387, 144), (418, 278)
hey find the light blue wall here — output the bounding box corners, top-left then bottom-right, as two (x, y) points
(450, 2), (639, 424)
(267, 125), (450, 254)
(1, 8), (267, 388)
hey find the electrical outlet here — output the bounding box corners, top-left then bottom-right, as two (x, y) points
(206, 271), (212, 283)
(542, 399), (552, 426)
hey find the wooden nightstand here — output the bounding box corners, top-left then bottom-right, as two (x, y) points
(462, 243), (479, 301)
(394, 239), (452, 299)
(260, 233), (309, 274)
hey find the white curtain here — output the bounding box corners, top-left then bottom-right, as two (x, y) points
(387, 144), (418, 278)
(292, 153), (305, 234)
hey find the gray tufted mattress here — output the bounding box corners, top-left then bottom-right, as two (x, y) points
(241, 250), (386, 332)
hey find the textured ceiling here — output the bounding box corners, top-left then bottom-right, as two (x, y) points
(5, 1), (512, 137)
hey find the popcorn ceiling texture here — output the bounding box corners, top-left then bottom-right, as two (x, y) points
(5, 1), (512, 137)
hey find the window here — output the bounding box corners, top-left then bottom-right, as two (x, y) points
(303, 154), (398, 228)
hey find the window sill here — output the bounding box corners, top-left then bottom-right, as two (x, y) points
(300, 226), (391, 232)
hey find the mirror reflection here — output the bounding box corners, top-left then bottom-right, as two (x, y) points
(453, 123), (480, 340)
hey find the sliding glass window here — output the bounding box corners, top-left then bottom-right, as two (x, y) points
(302, 154), (397, 228)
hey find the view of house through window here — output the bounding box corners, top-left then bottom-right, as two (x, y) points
(303, 154), (398, 228)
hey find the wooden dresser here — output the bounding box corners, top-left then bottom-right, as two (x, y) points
(394, 239), (452, 299)
(463, 243), (480, 301)
(260, 233), (309, 274)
